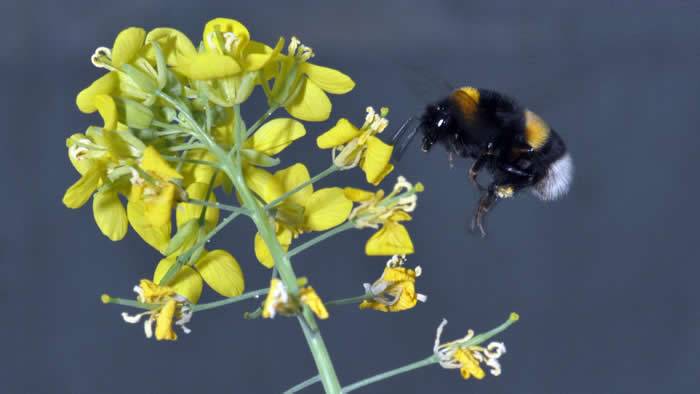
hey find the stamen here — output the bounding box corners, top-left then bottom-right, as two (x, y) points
(129, 169), (145, 186)
(144, 319), (153, 338)
(416, 293), (428, 302)
(206, 32), (218, 50)
(91, 46), (113, 69)
(288, 36), (300, 55)
(223, 32), (238, 52)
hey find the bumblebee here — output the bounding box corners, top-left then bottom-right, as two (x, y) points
(394, 87), (573, 235)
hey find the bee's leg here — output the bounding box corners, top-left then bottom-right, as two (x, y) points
(499, 163), (534, 182)
(471, 186), (498, 237)
(468, 155), (488, 191)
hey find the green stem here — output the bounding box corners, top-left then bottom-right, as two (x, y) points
(101, 296), (159, 310)
(325, 294), (371, 307)
(192, 287), (269, 312)
(455, 312), (520, 348)
(187, 199), (246, 214)
(341, 356), (438, 393)
(265, 165), (338, 210)
(288, 221), (355, 258)
(284, 375), (321, 394)
(161, 155), (220, 168)
(245, 105), (279, 138)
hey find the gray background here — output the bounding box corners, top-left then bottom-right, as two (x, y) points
(2, 1), (699, 393)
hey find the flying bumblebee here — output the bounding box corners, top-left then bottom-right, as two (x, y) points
(392, 86), (573, 236)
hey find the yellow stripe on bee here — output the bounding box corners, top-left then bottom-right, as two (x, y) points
(524, 110), (550, 150)
(451, 87), (480, 118)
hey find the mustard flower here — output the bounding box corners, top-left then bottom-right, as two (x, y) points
(433, 319), (509, 380)
(272, 36), (355, 121)
(262, 279), (328, 319)
(245, 163), (352, 268)
(317, 106), (394, 185)
(359, 255), (426, 312)
(118, 279), (193, 341)
(344, 176), (423, 255)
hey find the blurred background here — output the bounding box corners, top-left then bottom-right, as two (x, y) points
(2, 1), (699, 393)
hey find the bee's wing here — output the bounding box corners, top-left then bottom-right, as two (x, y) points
(390, 116), (422, 163)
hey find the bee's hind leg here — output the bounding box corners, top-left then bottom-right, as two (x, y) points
(471, 186), (498, 237)
(468, 155), (489, 191)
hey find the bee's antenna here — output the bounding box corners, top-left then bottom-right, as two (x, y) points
(390, 116), (421, 163)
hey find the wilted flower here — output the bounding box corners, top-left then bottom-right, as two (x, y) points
(115, 279), (193, 341)
(359, 255), (426, 312)
(317, 106), (394, 185)
(262, 279), (328, 319)
(433, 317), (515, 380)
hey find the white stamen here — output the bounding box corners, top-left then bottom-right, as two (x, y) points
(129, 169), (145, 186)
(288, 36), (300, 55)
(414, 266), (422, 277)
(206, 32), (217, 50)
(223, 32), (238, 52)
(416, 293), (428, 303)
(91, 46), (112, 68)
(121, 312), (145, 324)
(144, 319), (153, 338)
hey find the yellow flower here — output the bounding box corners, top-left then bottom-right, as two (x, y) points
(245, 163), (353, 267)
(317, 107), (393, 185)
(119, 279), (193, 341)
(63, 130), (135, 241)
(153, 249), (245, 304)
(344, 176), (423, 256)
(359, 255), (426, 312)
(262, 279), (328, 320)
(433, 319), (509, 380)
(272, 36), (355, 122)
(129, 146), (183, 227)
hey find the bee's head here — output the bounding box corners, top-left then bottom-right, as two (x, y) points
(420, 101), (452, 152)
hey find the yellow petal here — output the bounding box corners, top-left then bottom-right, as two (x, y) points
(195, 250), (245, 297)
(343, 187), (377, 202)
(302, 63), (355, 94)
(94, 94), (118, 131)
(305, 188), (352, 231)
(243, 166), (283, 203)
(112, 27), (146, 67)
(180, 149), (218, 185)
(361, 136), (394, 186)
(365, 222), (414, 256)
(176, 182), (220, 232)
(62, 165), (102, 208)
(285, 80), (331, 122)
(153, 257), (204, 303)
(155, 299), (178, 340)
(142, 146), (183, 180)
(76, 72), (119, 113)
(127, 198), (171, 254)
(134, 183), (177, 228)
(175, 53), (241, 80)
(244, 37), (284, 70)
(274, 163), (312, 206)
(144, 27), (197, 66)
(254, 228), (292, 268)
(299, 287), (329, 319)
(316, 118), (361, 149)
(93, 190), (128, 241)
(245, 118), (306, 155)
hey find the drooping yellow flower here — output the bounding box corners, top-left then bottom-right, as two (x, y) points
(129, 146), (183, 227)
(262, 279), (328, 320)
(317, 107), (394, 185)
(245, 163), (352, 267)
(359, 255), (426, 312)
(153, 249), (245, 304)
(433, 319), (511, 380)
(272, 36), (355, 122)
(118, 279), (193, 341)
(63, 130), (134, 241)
(344, 176), (423, 256)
